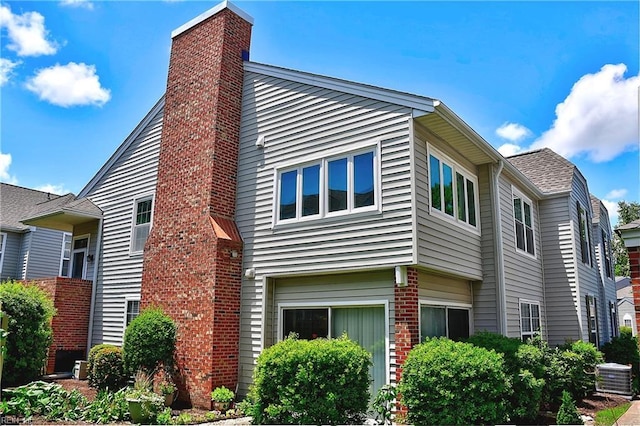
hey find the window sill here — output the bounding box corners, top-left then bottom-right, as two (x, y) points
(272, 207), (383, 231)
(429, 208), (481, 236)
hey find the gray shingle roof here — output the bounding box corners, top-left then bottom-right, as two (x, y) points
(507, 148), (575, 194)
(0, 183), (69, 232)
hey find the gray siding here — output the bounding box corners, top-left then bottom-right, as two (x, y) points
(413, 127), (483, 280)
(24, 227), (64, 279)
(0, 231), (23, 280)
(594, 209), (617, 343)
(417, 270), (472, 305)
(86, 106), (163, 346)
(476, 164), (498, 333)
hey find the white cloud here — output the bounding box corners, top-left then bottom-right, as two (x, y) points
(60, 0), (94, 10)
(0, 4), (58, 56)
(497, 143), (524, 157)
(605, 188), (628, 200)
(530, 64), (639, 162)
(496, 122), (532, 142)
(602, 199), (619, 225)
(35, 183), (70, 195)
(25, 62), (111, 107)
(0, 58), (21, 86)
(0, 152), (18, 185)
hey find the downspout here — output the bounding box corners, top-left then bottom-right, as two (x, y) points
(86, 218), (103, 353)
(493, 160), (508, 335)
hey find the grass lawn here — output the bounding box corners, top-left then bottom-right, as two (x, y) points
(594, 402), (631, 426)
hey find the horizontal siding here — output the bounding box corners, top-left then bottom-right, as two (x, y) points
(25, 227), (64, 279)
(413, 130), (483, 280)
(476, 164), (498, 333)
(0, 231), (23, 280)
(417, 270), (472, 305)
(87, 107), (163, 346)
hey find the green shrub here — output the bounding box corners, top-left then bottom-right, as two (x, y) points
(398, 337), (509, 425)
(467, 332), (545, 423)
(0, 280), (56, 386)
(2, 380), (88, 421)
(555, 390), (582, 425)
(88, 346), (127, 390)
(82, 388), (130, 424)
(601, 329), (640, 390)
(246, 335), (371, 425)
(87, 343), (117, 373)
(123, 307), (177, 375)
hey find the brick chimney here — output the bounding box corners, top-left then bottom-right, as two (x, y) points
(141, 1), (252, 409)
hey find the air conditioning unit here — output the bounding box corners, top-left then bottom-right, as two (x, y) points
(596, 363), (633, 396)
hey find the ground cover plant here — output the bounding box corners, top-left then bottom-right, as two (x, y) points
(0, 381), (87, 421)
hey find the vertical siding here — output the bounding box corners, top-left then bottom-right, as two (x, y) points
(413, 128), (483, 280)
(476, 164), (498, 333)
(237, 73), (415, 395)
(86, 106), (163, 346)
(24, 228), (64, 279)
(0, 231), (23, 280)
(500, 176), (546, 339)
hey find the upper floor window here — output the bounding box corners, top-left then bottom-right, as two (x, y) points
(131, 196), (153, 254)
(428, 148), (478, 229)
(513, 191), (535, 256)
(602, 229), (613, 279)
(520, 300), (541, 341)
(276, 146), (378, 224)
(59, 232), (72, 277)
(577, 202), (592, 266)
(0, 232), (6, 273)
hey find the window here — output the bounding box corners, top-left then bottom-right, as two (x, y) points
(428, 148), (478, 229)
(281, 305), (386, 397)
(624, 315), (633, 329)
(131, 196), (153, 253)
(602, 230), (613, 279)
(513, 191), (535, 256)
(59, 233), (72, 277)
(577, 202), (592, 265)
(609, 302), (618, 338)
(70, 236), (89, 279)
(276, 147), (378, 223)
(520, 300), (541, 341)
(0, 232), (6, 274)
(420, 304), (470, 341)
(126, 299), (140, 327)
(585, 295), (599, 346)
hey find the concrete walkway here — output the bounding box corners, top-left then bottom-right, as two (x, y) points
(613, 399), (640, 425)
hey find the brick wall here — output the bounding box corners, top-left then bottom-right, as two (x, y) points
(29, 277), (92, 374)
(394, 267), (419, 414)
(628, 247), (640, 330)
(141, 6), (251, 409)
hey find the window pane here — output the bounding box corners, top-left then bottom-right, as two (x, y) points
(279, 170), (297, 220)
(526, 228), (535, 255)
(523, 202), (532, 227)
(126, 300), (140, 326)
(515, 222), (525, 251)
(283, 309), (328, 340)
(456, 173), (466, 222)
(513, 198), (523, 221)
(61, 260), (70, 277)
(328, 158), (348, 212)
(420, 306), (446, 339)
(429, 155), (441, 211)
(443, 163), (454, 216)
(73, 238), (88, 250)
(302, 165), (320, 216)
(467, 179), (476, 226)
(354, 152), (375, 208)
(136, 200), (152, 225)
(133, 223), (150, 252)
(447, 309), (469, 341)
(72, 251), (85, 279)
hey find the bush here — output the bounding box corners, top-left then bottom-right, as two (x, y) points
(467, 332), (545, 423)
(0, 280), (56, 386)
(601, 329), (640, 380)
(123, 307), (176, 375)
(246, 335), (371, 425)
(556, 390), (582, 425)
(88, 346), (127, 390)
(87, 344), (117, 373)
(398, 337), (509, 425)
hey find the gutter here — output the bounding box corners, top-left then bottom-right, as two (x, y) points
(86, 217), (103, 353)
(493, 160), (508, 335)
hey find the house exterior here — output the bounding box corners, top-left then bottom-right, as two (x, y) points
(616, 277), (637, 335)
(20, 1), (618, 409)
(0, 183), (73, 281)
(617, 220), (640, 343)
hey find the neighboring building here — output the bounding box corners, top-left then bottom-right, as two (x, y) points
(616, 277), (636, 335)
(20, 1), (618, 409)
(0, 183), (72, 281)
(617, 220), (640, 344)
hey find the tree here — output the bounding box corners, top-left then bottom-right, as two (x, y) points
(613, 201), (640, 277)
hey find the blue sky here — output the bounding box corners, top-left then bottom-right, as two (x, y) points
(1, 0), (638, 225)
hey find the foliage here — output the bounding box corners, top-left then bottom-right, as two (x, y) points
(467, 332), (545, 423)
(1, 380), (88, 421)
(613, 200), (640, 276)
(125, 369), (164, 424)
(87, 343), (117, 374)
(88, 345), (127, 390)
(0, 280), (56, 386)
(211, 386), (234, 403)
(372, 384), (396, 425)
(156, 407), (173, 425)
(123, 307), (177, 376)
(398, 337), (509, 425)
(246, 335), (371, 425)
(601, 327), (640, 391)
(556, 390), (583, 425)
(82, 388), (130, 424)
(159, 380), (177, 396)
(174, 412), (194, 425)
(594, 401), (631, 426)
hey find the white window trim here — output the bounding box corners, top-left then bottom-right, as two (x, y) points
(426, 144), (480, 235)
(577, 201), (592, 267)
(272, 141), (381, 227)
(0, 232), (6, 275)
(70, 234), (90, 280)
(130, 194), (155, 255)
(418, 299), (473, 341)
(123, 296), (141, 336)
(58, 232), (72, 277)
(277, 300), (390, 386)
(601, 227), (613, 279)
(518, 299), (541, 340)
(512, 187), (537, 259)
